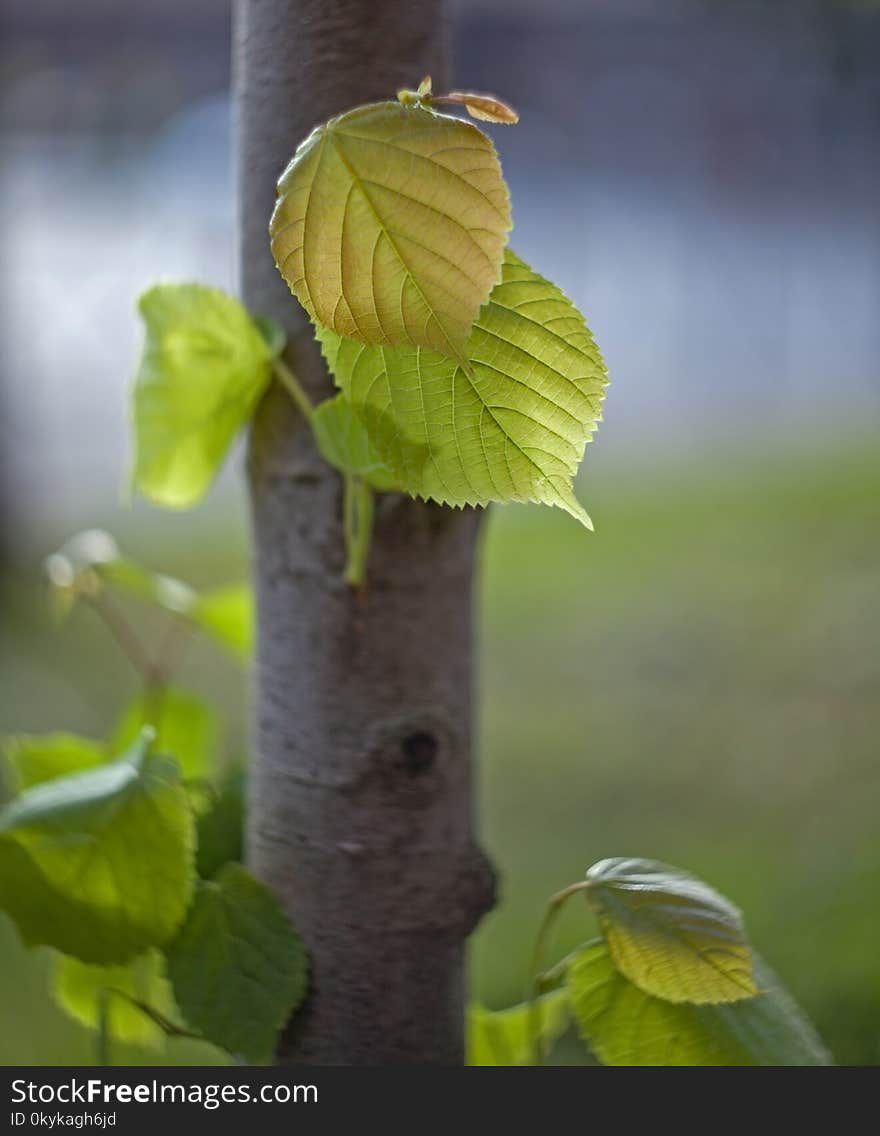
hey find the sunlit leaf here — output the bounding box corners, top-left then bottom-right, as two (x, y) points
(318, 249), (607, 526)
(165, 863), (307, 1062)
(53, 949), (178, 1048)
(568, 941), (832, 1066)
(191, 584), (254, 661)
(467, 989), (569, 1066)
(0, 733), (195, 963)
(2, 733), (107, 793)
(113, 689), (218, 780)
(312, 393), (399, 490)
(270, 100), (511, 353)
(132, 283), (272, 508)
(585, 858), (757, 1004)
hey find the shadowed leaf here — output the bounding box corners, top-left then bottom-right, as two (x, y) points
(166, 863), (307, 1062)
(312, 393), (399, 490)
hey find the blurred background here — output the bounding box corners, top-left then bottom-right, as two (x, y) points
(1, 0), (878, 1064)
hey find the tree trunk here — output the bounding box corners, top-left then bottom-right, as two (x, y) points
(234, 0), (496, 1065)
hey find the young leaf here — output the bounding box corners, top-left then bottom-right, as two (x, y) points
(434, 91), (520, 125)
(270, 101), (511, 354)
(191, 584), (254, 661)
(45, 529), (196, 615)
(132, 284), (272, 508)
(46, 530), (253, 663)
(113, 689), (219, 780)
(0, 733), (195, 963)
(568, 941), (832, 1066)
(2, 733), (107, 793)
(467, 989), (569, 1066)
(53, 950), (178, 1048)
(98, 559), (196, 614)
(196, 763), (244, 880)
(318, 249), (608, 527)
(165, 863), (307, 1062)
(585, 858), (757, 1004)
(312, 393), (399, 491)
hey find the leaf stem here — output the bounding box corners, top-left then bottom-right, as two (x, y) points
(103, 990), (206, 1040)
(85, 591), (158, 689)
(97, 987), (111, 1066)
(343, 475), (374, 588)
(272, 357), (314, 423)
(109, 991), (205, 1043)
(526, 880), (592, 1064)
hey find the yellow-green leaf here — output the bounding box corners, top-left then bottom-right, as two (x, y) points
(0, 733), (195, 963)
(132, 284), (272, 508)
(2, 733), (107, 793)
(312, 393), (399, 491)
(53, 950), (178, 1048)
(318, 249), (607, 526)
(191, 584), (254, 661)
(467, 989), (569, 1066)
(113, 689), (218, 780)
(270, 101), (511, 354)
(585, 858), (757, 1004)
(568, 941), (832, 1066)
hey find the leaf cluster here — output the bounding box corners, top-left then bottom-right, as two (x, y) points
(468, 858), (832, 1067)
(1, 541), (303, 1064)
(128, 81), (609, 586)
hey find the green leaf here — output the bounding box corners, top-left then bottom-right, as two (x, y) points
(317, 249), (607, 527)
(132, 283), (272, 508)
(253, 314), (287, 358)
(53, 950), (178, 1048)
(113, 689), (218, 780)
(190, 584), (254, 661)
(165, 863), (307, 1062)
(467, 989), (570, 1066)
(2, 733), (107, 793)
(0, 733), (195, 963)
(568, 941), (832, 1066)
(585, 858), (757, 1004)
(270, 101), (511, 353)
(196, 763), (244, 879)
(312, 393), (399, 491)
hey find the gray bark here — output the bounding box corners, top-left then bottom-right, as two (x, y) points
(234, 0), (496, 1065)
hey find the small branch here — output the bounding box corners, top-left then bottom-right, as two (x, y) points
(85, 591), (158, 689)
(343, 475), (374, 588)
(272, 357), (314, 423)
(526, 880), (592, 1064)
(155, 612), (193, 682)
